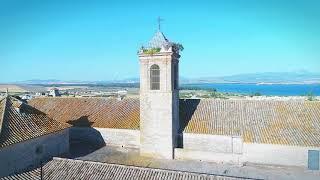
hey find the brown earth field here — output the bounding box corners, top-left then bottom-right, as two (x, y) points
(0, 84), (27, 93)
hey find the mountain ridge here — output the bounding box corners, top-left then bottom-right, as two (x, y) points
(8, 71), (320, 85)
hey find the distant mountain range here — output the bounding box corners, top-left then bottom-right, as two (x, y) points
(183, 71), (320, 84)
(12, 71), (320, 85)
(13, 79), (140, 85)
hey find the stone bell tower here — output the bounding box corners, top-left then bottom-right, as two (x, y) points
(138, 30), (181, 159)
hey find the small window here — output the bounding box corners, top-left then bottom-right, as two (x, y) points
(150, 64), (160, 90)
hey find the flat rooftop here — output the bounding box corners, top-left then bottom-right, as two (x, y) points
(1, 157), (247, 180)
(2, 142), (320, 180)
(70, 142), (320, 180)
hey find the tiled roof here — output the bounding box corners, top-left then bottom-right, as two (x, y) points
(180, 99), (320, 147)
(0, 97), (6, 135)
(29, 97), (140, 129)
(0, 96), (70, 148)
(0, 158), (246, 180)
(28, 98), (320, 147)
(147, 31), (171, 49)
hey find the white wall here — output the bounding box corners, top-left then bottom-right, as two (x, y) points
(0, 129), (69, 177)
(175, 148), (243, 164)
(175, 133), (243, 164)
(70, 127), (140, 148)
(243, 143), (320, 168)
(95, 128), (140, 148)
(182, 133), (242, 154)
(179, 133), (320, 169)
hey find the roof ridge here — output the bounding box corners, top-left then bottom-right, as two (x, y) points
(51, 158), (252, 179)
(23, 102), (72, 129)
(0, 96), (8, 136)
(0, 96), (71, 148)
(51, 157), (169, 171)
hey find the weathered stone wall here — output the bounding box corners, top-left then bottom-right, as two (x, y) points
(243, 143), (320, 168)
(140, 92), (175, 159)
(175, 148), (243, 164)
(139, 53), (180, 159)
(182, 133), (242, 154)
(0, 129), (69, 177)
(175, 133), (243, 164)
(177, 133), (320, 169)
(70, 127), (140, 148)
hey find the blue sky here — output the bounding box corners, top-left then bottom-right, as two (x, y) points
(0, 0), (319, 82)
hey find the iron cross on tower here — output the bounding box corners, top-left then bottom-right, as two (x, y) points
(157, 17), (164, 31)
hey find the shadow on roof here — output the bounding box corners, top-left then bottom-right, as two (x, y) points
(178, 99), (200, 147)
(67, 116), (94, 127)
(68, 117), (106, 158)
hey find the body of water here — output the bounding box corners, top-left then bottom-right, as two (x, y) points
(182, 83), (320, 96)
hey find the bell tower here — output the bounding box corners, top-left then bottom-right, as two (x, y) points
(138, 30), (181, 159)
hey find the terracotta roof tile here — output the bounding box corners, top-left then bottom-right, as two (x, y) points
(29, 97), (140, 130)
(28, 98), (320, 147)
(1, 158), (246, 180)
(0, 97), (70, 148)
(180, 99), (320, 147)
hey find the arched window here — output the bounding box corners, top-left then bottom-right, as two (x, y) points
(150, 64), (160, 90)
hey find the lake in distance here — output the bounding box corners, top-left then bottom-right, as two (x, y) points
(181, 83), (320, 96)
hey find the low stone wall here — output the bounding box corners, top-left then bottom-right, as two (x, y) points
(175, 148), (243, 164)
(96, 128), (140, 148)
(70, 127), (140, 148)
(243, 143), (320, 168)
(175, 133), (243, 164)
(177, 133), (320, 169)
(182, 133), (242, 154)
(0, 129), (69, 177)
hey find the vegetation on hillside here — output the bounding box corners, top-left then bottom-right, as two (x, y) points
(249, 92), (262, 97)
